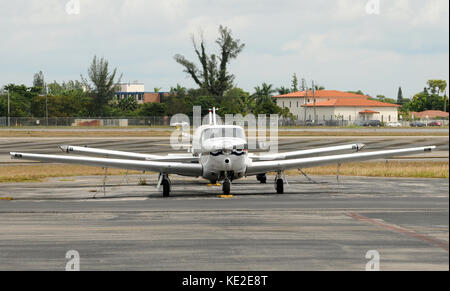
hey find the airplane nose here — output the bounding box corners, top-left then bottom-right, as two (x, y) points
(224, 158), (232, 170)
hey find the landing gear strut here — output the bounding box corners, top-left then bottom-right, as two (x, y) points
(159, 174), (171, 197)
(275, 172), (284, 194)
(223, 178), (231, 195)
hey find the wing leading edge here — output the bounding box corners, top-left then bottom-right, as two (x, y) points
(10, 152), (202, 177)
(250, 144), (365, 161)
(246, 146), (436, 176)
(59, 145), (197, 162)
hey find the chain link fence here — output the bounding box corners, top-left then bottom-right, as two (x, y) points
(0, 116), (447, 127)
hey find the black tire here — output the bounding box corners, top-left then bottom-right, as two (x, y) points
(162, 179), (170, 197)
(223, 180), (231, 195)
(276, 178), (284, 194)
(257, 174), (267, 184)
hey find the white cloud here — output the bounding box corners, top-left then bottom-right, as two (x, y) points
(0, 0), (448, 99)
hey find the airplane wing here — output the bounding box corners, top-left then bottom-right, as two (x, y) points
(10, 152), (202, 177)
(59, 145), (198, 162)
(249, 144), (365, 161)
(246, 146), (436, 176)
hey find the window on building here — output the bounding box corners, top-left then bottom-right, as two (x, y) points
(349, 115), (352, 121)
(297, 101), (299, 108)
(388, 115), (391, 122)
(282, 101), (285, 107)
(289, 101), (292, 107)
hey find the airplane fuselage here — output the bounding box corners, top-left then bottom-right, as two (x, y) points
(200, 150), (248, 182)
(192, 125), (250, 183)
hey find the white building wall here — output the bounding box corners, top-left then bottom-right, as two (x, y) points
(118, 83), (145, 92)
(276, 97), (398, 123)
(300, 106), (398, 123)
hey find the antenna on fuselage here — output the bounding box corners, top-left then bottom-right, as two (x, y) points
(213, 107), (217, 125)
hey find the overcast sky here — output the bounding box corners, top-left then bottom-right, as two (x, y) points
(1, 0), (448, 99)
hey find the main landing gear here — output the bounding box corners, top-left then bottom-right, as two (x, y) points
(159, 174), (171, 197)
(256, 173), (267, 184)
(275, 172), (284, 194)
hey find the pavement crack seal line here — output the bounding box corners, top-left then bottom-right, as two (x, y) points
(346, 212), (449, 252)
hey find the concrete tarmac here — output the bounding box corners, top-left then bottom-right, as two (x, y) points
(0, 174), (448, 271)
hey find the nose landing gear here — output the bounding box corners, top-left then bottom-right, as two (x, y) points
(223, 178), (231, 195)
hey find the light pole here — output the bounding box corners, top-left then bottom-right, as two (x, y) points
(45, 84), (48, 126)
(312, 80), (316, 125)
(7, 88), (9, 127)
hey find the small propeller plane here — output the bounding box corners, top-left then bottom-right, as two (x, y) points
(10, 108), (436, 197)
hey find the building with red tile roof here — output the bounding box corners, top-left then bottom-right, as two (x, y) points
(273, 90), (399, 123)
(274, 90), (371, 99)
(409, 110), (449, 120)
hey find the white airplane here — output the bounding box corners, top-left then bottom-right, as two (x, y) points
(10, 108), (436, 197)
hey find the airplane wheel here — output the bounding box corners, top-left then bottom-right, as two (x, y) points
(162, 179), (170, 197)
(276, 178), (284, 194)
(257, 174), (267, 184)
(223, 180), (231, 195)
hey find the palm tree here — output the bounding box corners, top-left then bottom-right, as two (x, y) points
(276, 86), (290, 95)
(253, 82), (275, 97)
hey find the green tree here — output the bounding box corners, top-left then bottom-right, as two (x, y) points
(137, 102), (168, 116)
(276, 86), (290, 95)
(117, 96), (138, 113)
(347, 90), (365, 95)
(33, 71), (45, 94)
(397, 86), (404, 105)
(81, 55), (122, 116)
(405, 80), (449, 112)
(1, 84), (39, 117)
(314, 84), (325, 91)
(427, 80), (447, 95)
(174, 25), (245, 97)
(370, 95), (397, 104)
(253, 83), (275, 97)
(251, 83), (285, 116)
(220, 88), (247, 115)
(291, 73), (298, 92)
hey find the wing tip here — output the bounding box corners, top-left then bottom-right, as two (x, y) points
(59, 145), (71, 153)
(10, 152), (22, 159)
(424, 146), (437, 152)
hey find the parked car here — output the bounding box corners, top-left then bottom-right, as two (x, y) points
(387, 122), (402, 127)
(354, 120), (369, 127)
(305, 120), (325, 126)
(410, 121), (426, 127)
(368, 120), (382, 127)
(427, 121), (443, 127)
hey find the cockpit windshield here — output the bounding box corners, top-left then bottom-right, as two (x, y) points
(201, 127), (246, 142)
